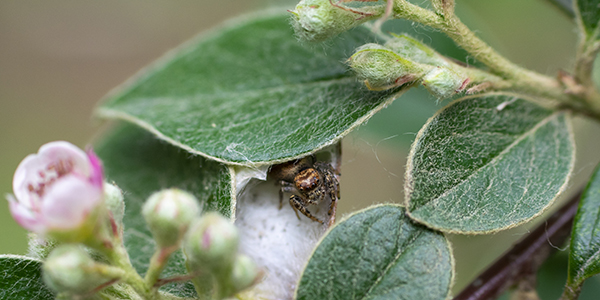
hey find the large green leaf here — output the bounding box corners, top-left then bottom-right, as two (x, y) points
(95, 123), (234, 298)
(568, 163), (600, 288)
(0, 255), (54, 300)
(96, 12), (404, 165)
(405, 93), (575, 234)
(576, 0), (600, 36)
(295, 205), (453, 300)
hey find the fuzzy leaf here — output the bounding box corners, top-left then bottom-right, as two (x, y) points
(568, 163), (600, 287)
(95, 123), (234, 298)
(295, 205), (453, 300)
(405, 94), (574, 234)
(576, 0), (600, 36)
(0, 255), (54, 300)
(96, 12), (404, 165)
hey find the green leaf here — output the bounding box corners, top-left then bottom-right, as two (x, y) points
(295, 204), (453, 300)
(95, 123), (234, 298)
(0, 255), (54, 300)
(405, 93), (575, 234)
(96, 12), (404, 165)
(576, 0), (600, 36)
(568, 163), (600, 288)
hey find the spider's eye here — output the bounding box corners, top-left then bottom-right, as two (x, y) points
(296, 168), (320, 191)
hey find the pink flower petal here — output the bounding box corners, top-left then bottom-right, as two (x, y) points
(40, 175), (102, 230)
(12, 154), (39, 209)
(6, 194), (45, 233)
(38, 141), (90, 177)
(86, 148), (104, 189)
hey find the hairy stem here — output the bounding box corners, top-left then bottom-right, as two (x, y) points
(104, 243), (156, 299)
(145, 246), (178, 288)
(390, 0), (600, 116)
(560, 284), (583, 300)
(453, 191), (580, 300)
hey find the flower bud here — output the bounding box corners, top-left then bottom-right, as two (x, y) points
(42, 245), (123, 295)
(384, 34), (450, 67)
(421, 66), (469, 99)
(27, 233), (57, 260)
(142, 189), (200, 249)
(230, 254), (260, 293)
(7, 141), (105, 243)
(349, 43), (429, 90)
(290, 0), (385, 42)
(104, 182), (124, 226)
(183, 212), (239, 271)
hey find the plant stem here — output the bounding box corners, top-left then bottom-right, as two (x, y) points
(574, 38), (600, 87)
(390, 0), (600, 117)
(560, 284), (583, 300)
(145, 246), (178, 288)
(453, 192), (580, 300)
(104, 243), (155, 299)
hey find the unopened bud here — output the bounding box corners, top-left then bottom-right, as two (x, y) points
(384, 34), (450, 67)
(42, 245), (123, 295)
(421, 66), (469, 99)
(27, 234), (57, 260)
(183, 212), (239, 271)
(143, 189), (201, 249)
(230, 254), (260, 293)
(104, 182), (124, 228)
(290, 0), (385, 42)
(349, 43), (428, 91)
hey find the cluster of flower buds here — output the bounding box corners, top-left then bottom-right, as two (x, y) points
(290, 0), (386, 42)
(183, 212), (260, 299)
(348, 34), (470, 99)
(6, 141), (260, 299)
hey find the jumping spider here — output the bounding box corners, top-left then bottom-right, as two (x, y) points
(269, 156), (339, 225)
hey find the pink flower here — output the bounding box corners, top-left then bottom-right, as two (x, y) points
(7, 141), (104, 235)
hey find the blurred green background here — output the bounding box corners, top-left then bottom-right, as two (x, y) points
(1, 0), (599, 298)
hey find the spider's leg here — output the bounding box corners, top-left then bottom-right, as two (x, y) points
(279, 181), (296, 210)
(315, 163), (339, 217)
(290, 195), (324, 224)
(290, 199), (302, 220)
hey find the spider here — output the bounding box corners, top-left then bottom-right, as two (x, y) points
(269, 156), (339, 225)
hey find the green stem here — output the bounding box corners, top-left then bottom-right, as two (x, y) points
(390, 0), (599, 113)
(145, 246), (178, 288)
(559, 283), (583, 300)
(573, 34), (600, 113)
(104, 244), (156, 300)
(574, 38), (600, 87)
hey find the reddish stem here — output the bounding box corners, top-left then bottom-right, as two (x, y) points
(453, 192), (581, 300)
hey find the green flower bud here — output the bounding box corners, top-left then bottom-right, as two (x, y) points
(183, 212), (239, 271)
(290, 0), (385, 42)
(42, 245), (123, 295)
(230, 254), (260, 293)
(384, 34), (450, 67)
(27, 233), (57, 260)
(143, 189), (201, 249)
(349, 43), (429, 91)
(104, 182), (124, 229)
(421, 66), (469, 99)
